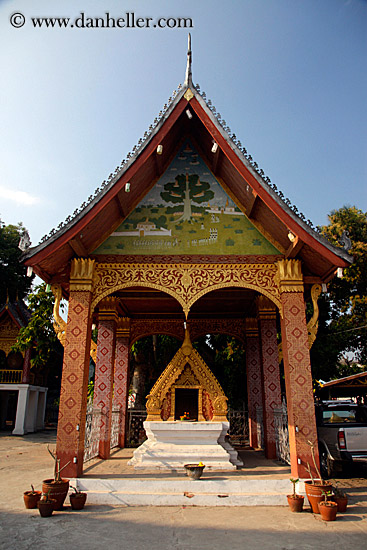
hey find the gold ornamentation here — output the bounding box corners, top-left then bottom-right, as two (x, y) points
(189, 319), (246, 344)
(146, 330), (228, 422)
(0, 316), (21, 355)
(98, 296), (119, 321)
(92, 263), (281, 316)
(184, 88), (194, 101)
(257, 295), (277, 320)
(69, 258), (95, 292)
(277, 259), (304, 293)
(307, 284), (322, 349)
(130, 319), (184, 345)
(51, 283), (97, 363)
(245, 318), (259, 338)
(116, 317), (131, 338)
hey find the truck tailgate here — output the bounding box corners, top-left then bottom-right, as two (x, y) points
(344, 427), (367, 453)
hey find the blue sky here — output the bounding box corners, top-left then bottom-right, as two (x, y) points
(0, 0), (366, 246)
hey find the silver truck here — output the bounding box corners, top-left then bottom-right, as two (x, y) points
(316, 401), (367, 477)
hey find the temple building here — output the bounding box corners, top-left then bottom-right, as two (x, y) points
(23, 37), (352, 480)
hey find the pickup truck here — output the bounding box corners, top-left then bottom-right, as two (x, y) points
(315, 401), (367, 478)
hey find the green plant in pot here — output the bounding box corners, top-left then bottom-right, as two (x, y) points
(23, 484), (42, 509)
(332, 482), (348, 513)
(37, 489), (56, 517)
(69, 485), (87, 510)
(42, 445), (71, 511)
(304, 440), (332, 514)
(318, 489), (338, 521)
(287, 478), (304, 512)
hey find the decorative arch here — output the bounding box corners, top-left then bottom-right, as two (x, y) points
(146, 329), (228, 422)
(92, 262), (281, 316)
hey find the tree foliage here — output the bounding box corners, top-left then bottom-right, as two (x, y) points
(311, 206), (367, 379)
(0, 219), (33, 303)
(161, 173), (214, 222)
(12, 284), (63, 370)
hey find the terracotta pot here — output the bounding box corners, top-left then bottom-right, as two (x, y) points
(184, 464), (205, 480)
(319, 501), (338, 521)
(304, 481), (332, 514)
(42, 479), (69, 510)
(37, 499), (56, 517)
(333, 495), (348, 513)
(70, 492), (87, 510)
(23, 490), (42, 509)
(287, 495), (304, 512)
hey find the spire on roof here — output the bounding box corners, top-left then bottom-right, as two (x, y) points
(184, 33), (192, 86)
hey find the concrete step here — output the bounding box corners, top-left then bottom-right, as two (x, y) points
(71, 477), (295, 506)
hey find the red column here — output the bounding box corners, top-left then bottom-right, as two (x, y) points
(258, 296), (282, 459)
(245, 318), (263, 449)
(22, 348), (31, 384)
(278, 260), (319, 479)
(94, 297), (118, 459)
(56, 259), (94, 478)
(113, 317), (130, 447)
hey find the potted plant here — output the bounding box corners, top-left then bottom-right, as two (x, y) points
(23, 484), (42, 509)
(318, 490), (338, 521)
(69, 485), (87, 510)
(287, 478), (304, 512)
(184, 461), (205, 480)
(332, 483), (348, 512)
(37, 490), (56, 518)
(42, 445), (71, 511)
(304, 440), (332, 514)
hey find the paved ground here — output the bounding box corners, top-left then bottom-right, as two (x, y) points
(1, 430), (367, 549)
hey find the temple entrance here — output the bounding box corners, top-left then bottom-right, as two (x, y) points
(174, 388), (198, 421)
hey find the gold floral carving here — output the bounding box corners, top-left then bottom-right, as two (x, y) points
(130, 319), (184, 345)
(276, 259), (304, 293)
(51, 283), (97, 363)
(257, 295), (277, 320)
(69, 258), (95, 292)
(92, 263), (281, 316)
(146, 329), (228, 421)
(0, 317), (20, 355)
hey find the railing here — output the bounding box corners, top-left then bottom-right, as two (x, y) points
(256, 406), (264, 450)
(127, 409), (147, 447)
(274, 403), (290, 465)
(84, 404), (102, 463)
(227, 409), (249, 447)
(110, 408), (122, 450)
(0, 370), (22, 384)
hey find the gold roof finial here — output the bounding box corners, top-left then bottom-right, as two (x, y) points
(184, 33), (192, 87)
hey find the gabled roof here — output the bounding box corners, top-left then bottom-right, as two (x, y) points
(0, 299), (31, 329)
(23, 38), (352, 286)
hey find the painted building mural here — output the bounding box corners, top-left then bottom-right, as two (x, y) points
(93, 142), (280, 256)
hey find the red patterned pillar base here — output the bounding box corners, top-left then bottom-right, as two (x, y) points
(258, 297), (282, 459)
(281, 291), (319, 478)
(56, 289), (93, 477)
(113, 335), (130, 448)
(245, 319), (263, 449)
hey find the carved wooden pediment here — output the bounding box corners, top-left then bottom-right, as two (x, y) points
(146, 329), (228, 422)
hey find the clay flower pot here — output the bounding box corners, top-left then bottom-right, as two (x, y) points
(333, 495), (348, 513)
(287, 494), (304, 513)
(42, 479), (69, 511)
(23, 490), (42, 509)
(184, 464), (205, 480)
(70, 492), (87, 510)
(319, 501), (338, 521)
(304, 481), (332, 514)
(37, 499), (56, 517)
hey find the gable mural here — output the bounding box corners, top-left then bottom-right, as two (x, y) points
(93, 142), (280, 256)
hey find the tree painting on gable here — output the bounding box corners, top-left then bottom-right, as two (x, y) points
(93, 142), (280, 256)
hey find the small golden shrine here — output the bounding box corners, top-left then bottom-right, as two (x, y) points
(146, 329), (228, 423)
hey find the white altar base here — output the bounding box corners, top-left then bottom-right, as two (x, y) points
(128, 421), (243, 471)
